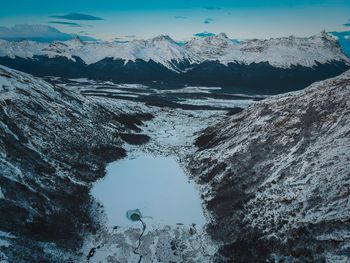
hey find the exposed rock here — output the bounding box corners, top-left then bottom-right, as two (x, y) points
(119, 133), (151, 145)
(188, 71), (350, 262)
(0, 65), (152, 261)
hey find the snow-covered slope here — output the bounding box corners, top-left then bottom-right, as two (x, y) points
(186, 31), (349, 68)
(0, 65), (222, 262)
(0, 32), (348, 70)
(189, 70), (350, 262)
(0, 65), (153, 261)
(0, 32), (349, 92)
(185, 33), (235, 59)
(0, 35), (199, 71)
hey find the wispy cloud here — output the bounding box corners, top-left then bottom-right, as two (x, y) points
(49, 21), (82, 27)
(124, 35), (136, 38)
(330, 30), (350, 37)
(50, 13), (103, 21)
(329, 30), (350, 57)
(175, 16), (187, 19)
(114, 37), (129, 43)
(193, 31), (216, 38)
(78, 30), (91, 35)
(203, 18), (215, 24)
(203, 6), (222, 10)
(343, 23), (350, 27)
(0, 24), (96, 42)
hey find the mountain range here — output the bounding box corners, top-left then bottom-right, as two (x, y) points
(0, 31), (349, 94)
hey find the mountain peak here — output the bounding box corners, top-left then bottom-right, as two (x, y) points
(151, 35), (176, 43)
(63, 35), (85, 47)
(312, 30), (335, 42)
(73, 35), (85, 44)
(216, 33), (228, 39)
(0, 32), (348, 70)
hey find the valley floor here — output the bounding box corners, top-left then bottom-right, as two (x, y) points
(63, 79), (244, 262)
(0, 69), (252, 262)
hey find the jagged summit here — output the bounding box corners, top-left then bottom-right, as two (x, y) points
(216, 32), (229, 39)
(150, 34), (176, 43)
(71, 35), (85, 45)
(184, 31), (350, 67)
(0, 31), (348, 70)
(55, 35), (85, 48)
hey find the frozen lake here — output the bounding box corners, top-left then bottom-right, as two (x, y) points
(91, 155), (206, 228)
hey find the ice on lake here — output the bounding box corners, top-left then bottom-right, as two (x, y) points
(91, 155), (206, 228)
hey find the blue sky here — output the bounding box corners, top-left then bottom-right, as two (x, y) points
(0, 0), (350, 41)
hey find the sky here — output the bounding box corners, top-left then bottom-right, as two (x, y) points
(0, 0), (350, 41)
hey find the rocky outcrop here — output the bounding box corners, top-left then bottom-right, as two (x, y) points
(189, 71), (350, 262)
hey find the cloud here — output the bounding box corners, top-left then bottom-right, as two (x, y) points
(203, 6), (222, 10)
(329, 30), (350, 58)
(113, 37), (129, 43)
(193, 31), (216, 38)
(49, 21), (82, 27)
(175, 16), (187, 19)
(50, 13), (103, 21)
(203, 18), (214, 24)
(232, 39), (240, 44)
(78, 30), (91, 35)
(0, 24), (96, 42)
(330, 30), (350, 38)
(124, 35), (136, 38)
(176, 41), (186, 46)
(343, 23), (350, 27)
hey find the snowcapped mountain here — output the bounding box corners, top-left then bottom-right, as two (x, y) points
(185, 33), (235, 59)
(0, 32), (349, 92)
(0, 31), (348, 69)
(188, 70), (350, 262)
(0, 34), (198, 71)
(187, 31), (349, 68)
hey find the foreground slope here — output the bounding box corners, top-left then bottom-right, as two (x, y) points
(190, 71), (350, 262)
(0, 65), (152, 261)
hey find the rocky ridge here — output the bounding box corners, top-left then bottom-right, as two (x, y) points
(0, 31), (348, 70)
(0, 65), (153, 261)
(189, 70), (350, 262)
